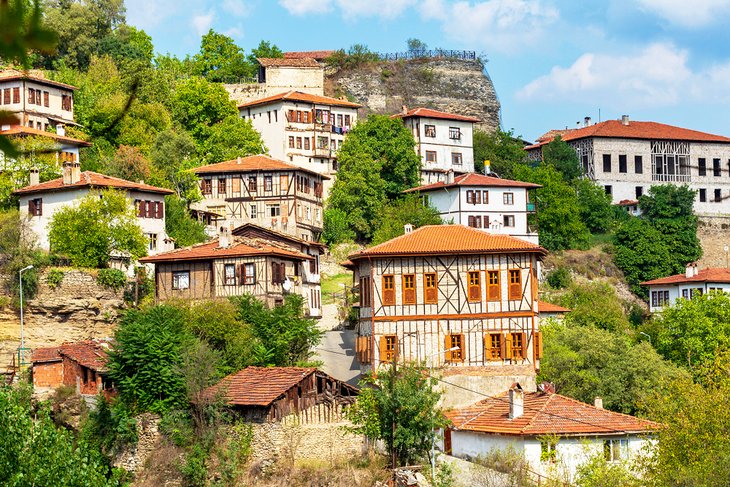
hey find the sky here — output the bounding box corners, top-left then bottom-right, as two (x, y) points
(124, 0), (730, 142)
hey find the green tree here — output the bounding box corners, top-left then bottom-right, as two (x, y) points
(348, 363), (446, 466)
(0, 135), (60, 208)
(201, 115), (266, 164)
(105, 144), (151, 181)
(98, 24), (153, 67)
(0, 209), (44, 300)
(556, 281), (631, 333)
(149, 128), (201, 201)
(322, 207), (355, 245)
(193, 29), (251, 82)
(171, 76), (238, 143)
(542, 135), (581, 181)
(406, 38), (427, 53)
(48, 189), (147, 267)
(371, 194), (441, 245)
(472, 128), (529, 178)
(164, 195), (207, 248)
(574, 178), (613, 234)
(613, 217), (674, 297)
(247, 39), (283, 65)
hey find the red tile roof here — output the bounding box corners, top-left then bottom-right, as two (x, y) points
(284, 50), (335, 60)
(257, 57), (320, 68)
(59, 341), (110, 372)
(13, 171), (174, 196)
(202, 366), (317, 406)
(350, 225), (546, 260)
(193, 154), (329, 179)
(32, 346), (62, 363)
(404, 173), (541, 193)
(1, 126), (91, 146)
(392, 107), (480, 123)
(527, 119), (730, 149)
(538, 300), (571, 313)
(0, 70), (77, 90)
(238, 90), (361, 109)
(231, 223), (326, 252)
(139, 236), (312, 263)
(446, 390), (659, 436)
(641, 267), (730, 286)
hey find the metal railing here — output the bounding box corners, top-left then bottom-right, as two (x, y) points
(378, 49), (477, 61)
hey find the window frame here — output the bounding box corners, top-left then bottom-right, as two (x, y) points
(424, 273), (438, 304)
(424, 124), (436, 137)
(402, 274), (416, 305)
(451, 152), (463, 165)
(508, 269), (522, 300)
(467, 271), (481, 302)
(425, 150), (437, 163)
(503, 192), (514, 205)
(382, 275), (395, 305)
(503, 215), (515, 227)
(446, 333), (465, 362)
(224, 263), (236, 286)
(487, 270), (500, 301)
(449, 126), (461, 140)
(172, 270), (190, 290)
(486, 332), (502, 361)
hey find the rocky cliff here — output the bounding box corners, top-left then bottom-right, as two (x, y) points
(325, 58), (501, 132)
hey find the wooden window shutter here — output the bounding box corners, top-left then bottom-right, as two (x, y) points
(382, 276), (395, 305)
(158, 201), (164, 218)
(2, 89), (9, 104)
(499, 335), (506, 360)
(475, 191), (481, 204)
(28, 199), (36, 215)
(445, 334), (453, 361)
(13, 87), (19, 103)
(535, 331), (543, 359)
(43, 91), (49, 107)
(521, 332), (528, 359)
(239, 263), (246, 283)
(379, 336), (387, 363)
(509, 270), (522, 300)
(505, 334), (513, 360)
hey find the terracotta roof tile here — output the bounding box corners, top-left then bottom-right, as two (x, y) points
(238, 90), (361, 109)
(641, 267), (730, 286)
(139, 236), (312, 263)
(350, 225), (546, 260)
(202, 366), (317, 406)
(32, 346), (62, 363)
(404, 173), (541, 193)
(257, 57), (320, 68)
(446, 390), (659, 436)
(1, 126), (91, 146)
(58, 340), (110, 372)
(284, 50), (335, 60)
(13, 171), (174, 196)
(538, 301), (571, 313)
(231, 223), (326, 252)
(0, 70), (77, 90)
(193, 154), (329, 179)
(392, 107), (480, 123)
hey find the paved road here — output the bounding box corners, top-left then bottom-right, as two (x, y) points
(314, 304), (360, 386)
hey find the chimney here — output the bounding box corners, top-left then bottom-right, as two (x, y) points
(584, 116), (591, 127)
(508, 383), (524, 420)
(237, 156), (242, 164)
(621, 115), (630, 126)
(71, 160), (81, 184)
(484, 160), (491, 175)
(686, 262), (698, 278)
(401, 105), (408, 115)
(62, 161), (74, 185)
(693, 262), (699, 277)
(56, 124), (65, 137)
(29, 167), (39, 186)
(404, 223), (413, 234)
(446, 169), (455, 184)
(218, 225), (232, 249)
(594, 397), (603, 409)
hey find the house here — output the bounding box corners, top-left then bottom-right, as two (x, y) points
(349, 224), (547, 402)
(444, 383), (659, 483)
(537, 300), (571, 322)
(404, 172), (541, 244)
(0, 69), (77, 132)
(641, 263), (730, 312)
(255, 57), (324, 96)
(525, 116), (730, 215)
(0, 125), (90, 171)
(200, 366), (358, 422)
(238, 91), (360, 182)
(392, 107), (479, 184)
(191, 155), (328, 242)
(31, 340), (115, 398)
(139, 229), (323, 317)
(13, 162), (174, 255)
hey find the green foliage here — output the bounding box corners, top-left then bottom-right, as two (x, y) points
(46, 268), (65, 289)
(181, 443), (209, 487)
(558, 281), (631, 333)
(0, 385), (117, 486)
(472, 128), (529, 178)
(0, 209), (45, 301)
(322, 207), (356, 245)
(574, 451), (640, 487)
(349, 363), (446, 466)
(48, 189), (148, 268)
(543, 135), (581, 181)
(96, 268), (126, 290)
(546, 267), (571, 289)
(171, 76), (238, 144)
(575, 178), (614, 234)
(82, 396), (138, 457)
(613, 218), (673, 297)
(193, 29), (251, 82)
(201, 115), (266, 164)
(0, 135), (61, 208)
(370, 194), (442, 245)
(248, 40), (283, 65)
(165, 195), (208, 248)
(149, 128), (201, 201)
(538, 322), (686, 415)
(233, 294), (322, 366)
(407, 38), (428, 52)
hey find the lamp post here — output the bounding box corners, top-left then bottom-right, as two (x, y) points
(639, 331), (651, 344)
(18, 265), (33, 367)
(429, 346), (459, 484)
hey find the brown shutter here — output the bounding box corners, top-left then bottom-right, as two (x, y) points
(44, 91), (49, 107)
(535, 331), (543, 359)
(13, 87), (19, 103)
(3, 89), (9, 105)
(445, 334), (453, 362)
(458, 334), (465, 362)
(239, 263), (246, 283)
(28, 199), (36, 215)
(158, 201), (164, 218)
(425, 284), (437, 303)
(475, 191), (481, 204)
(521, 332), (528, 359)
(488, 275), (500, 301)
(469, 276), (481, 301)
(505, 334), (513, 360)
(379, 336), (387, 363)
(499, 335), (506, 359)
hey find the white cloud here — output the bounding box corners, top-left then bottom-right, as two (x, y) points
(222, 0), (249, 17)
(192, 11), (215, 37)
(637, 0), (730, 28)
(125, 0), (178, 30)
(516, 42), (730, 109)
(278, 0), (332, 15)
(335, 0), (417, 20)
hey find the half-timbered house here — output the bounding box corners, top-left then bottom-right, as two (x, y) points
(191, 155), (327, 242)
(349, 224), (547, 383)
(139, 229), (323, 317)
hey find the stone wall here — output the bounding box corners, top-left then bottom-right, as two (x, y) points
(698, 216), (730, 268)
(0, 269), (124, 366)
(114, 413), (162, 474)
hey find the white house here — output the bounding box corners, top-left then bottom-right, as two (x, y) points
(0, 125), (90, 170)
(641, 263), (730, 312)
(404, 172), (541, 244)
(392, 107), (479, 184)
(444, 383), (659, 484)
(13, 162), (174, 255)
(526, 116), (730, 216)
(537, 300), (570, 323)
(0, 69), (76, 132)
(238, 91), (360, 184)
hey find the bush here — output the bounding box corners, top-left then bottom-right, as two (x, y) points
(96, 268), (126, 290)
(46, 268), (65, 289)
(82, 396), (138, 456)
(546, 267), (571, 289)
(181, 443), (209, 487)
(323, 207), (355, 245)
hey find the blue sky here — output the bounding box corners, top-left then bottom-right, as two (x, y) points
(125, 0), (730, 141)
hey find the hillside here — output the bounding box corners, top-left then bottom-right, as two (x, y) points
(325, 57), (501, 132)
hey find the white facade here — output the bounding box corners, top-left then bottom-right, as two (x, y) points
(643, 265), (730, 312)
(0, 72), (75, 130)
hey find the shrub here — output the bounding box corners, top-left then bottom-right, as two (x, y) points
(180, 443), (209, 487)
(46, 268), (65, 289)
(546, 267), (571, 289)
(96, 268), (126, 291)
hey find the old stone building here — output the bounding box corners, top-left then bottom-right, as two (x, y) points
(31, 340), (115, 398)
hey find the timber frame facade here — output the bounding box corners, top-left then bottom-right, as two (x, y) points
(347, 225), (547, 373)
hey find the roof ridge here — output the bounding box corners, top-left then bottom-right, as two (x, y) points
(521, 391), (552, 434)
(548, 392), (660, 427)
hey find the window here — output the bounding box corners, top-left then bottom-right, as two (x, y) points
(201, 179), (212, 194)
(698, 158), (707, 176)
(603, 154), (612, 172)
(218, 177), (226, 195)
(507, 332), (525, 360)
(288, 136), (294, 148)
(304, 137), (310, 150)
(274, 111), (278, 122)
(635, 186), (643, 198)
(147, 233), (157, 251)
(605, 185), (612, 196)
(715, 188), (722, 203)
(651, 290), (670, 307)
(487, 271), (500, 301)
(451, 152), (463, 165)
(271, 262), (286, 284)
(699, 189), (707, 202)
(503, 192), (514, 205)
(382, 275), (395, 305)
(61, 93), (72, 111)
(619, 154), (627, 173)
(486, 333), (502, 360)
(172, 271), (190, 290)
(424, 124), (436, 137)
(635, 155), (643, 174)
(541, 439), (558, 464)
(12, 87), (19, 103)
(43, 91), (49, 107)
(508, 269), (522, 300)
(224, 264), (236, 285)
(28, 198), (42, 216)
(280, 174), (289, 193)
(306, 206), (311, 220)
(344, 114), (351, 127)
(296, 137), (302, 149)
(449, 127), (461, 139)
(467, 271), (481, 302)
(337, 114), (343, 127)
(425, 151), (437, 163)
(249, 204), (257, 218)
(2, 89), (8, 104)
(503, 215), (515, 227)
(714, 158), (722, 177)
(241, 263), (256, 284)
(402, 274), (416, 304)
(317, 136), (328, 149)
(467, 215), (482, 228)
(359, 276), (371, 307)
(424, 273), (438, 304)
(604, 439), (628, 462)
(268, 204), (281, 217)
(446, 334), (465, 362)
(264, 175), (272, 191)
(248, 176), (257, 192)
(267, 111), (271, 123)
(380, 335), (398, 363)
(28, 88), (35, 104)
(480, 191), (488, 204)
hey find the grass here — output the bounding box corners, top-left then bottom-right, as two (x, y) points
(589, 232), (614, 248)
(321, 272), (352, 305)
